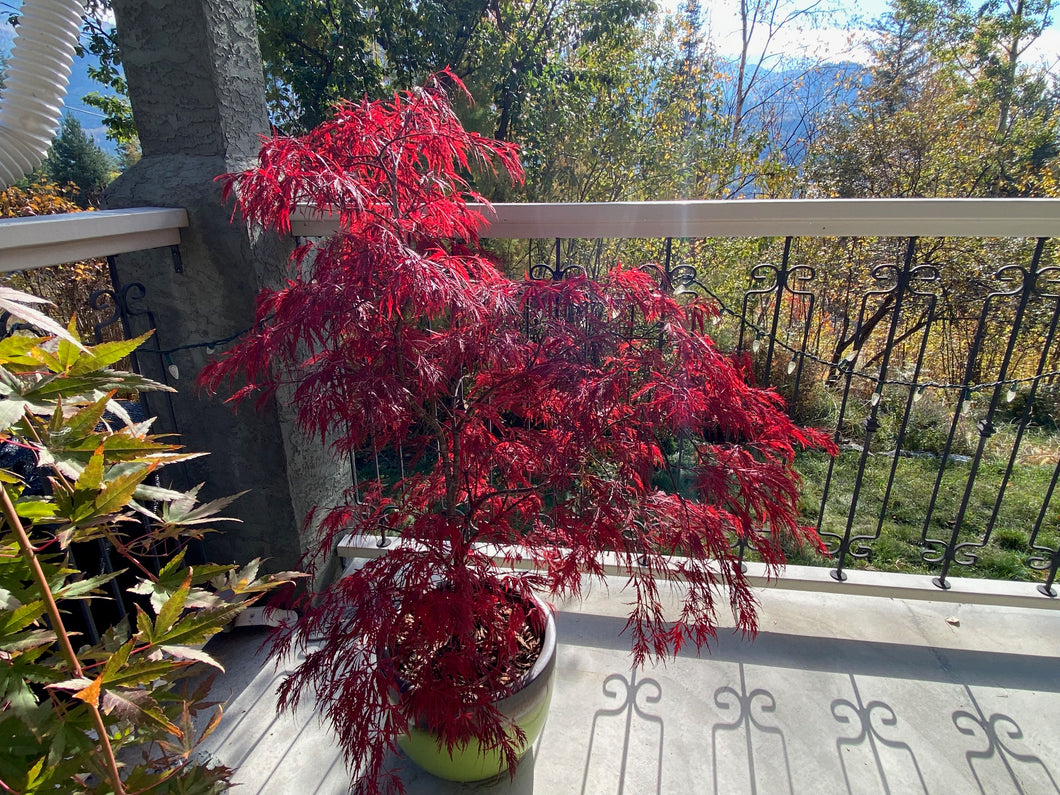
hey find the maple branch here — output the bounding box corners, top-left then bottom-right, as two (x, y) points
(0, 485), (126, 795)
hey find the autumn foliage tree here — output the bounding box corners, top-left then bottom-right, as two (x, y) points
(202, 73), (833, 794)
(799, 0), (1060, 381)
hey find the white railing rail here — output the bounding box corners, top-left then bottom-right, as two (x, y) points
(0, 208), (189, 272)
(8, 200), (1046, 272)
(290, 198), (1060, 240)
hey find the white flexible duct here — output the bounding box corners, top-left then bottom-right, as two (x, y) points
(0, 0), (86, 188)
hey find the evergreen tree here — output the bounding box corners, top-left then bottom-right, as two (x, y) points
(43, 115), (114, 207)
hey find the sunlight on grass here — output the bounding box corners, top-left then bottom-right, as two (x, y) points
(789, 445), (1060, 582)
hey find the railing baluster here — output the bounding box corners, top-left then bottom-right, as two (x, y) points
(829, 238), (919, 579)
(1029, 447), (1060, 597)
(982, 290), (1060, 542)
(762, 238), (793, 380)
(817, 252), (881, 564)
(786, 263), (816, 421)
(873, 258), (939, 542)
(923, 238), (1048, 589)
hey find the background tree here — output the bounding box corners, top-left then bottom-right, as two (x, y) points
(802, 0), (1059, 382)
(79, 0), (137, 146)
(254, 0), (388, 132)
(809, 0), (1058, 198)
(717, 0), (854, 195)
(0, 179), (117, 343)
(42, 115), (115, 208)
(255, 0), (655, 139)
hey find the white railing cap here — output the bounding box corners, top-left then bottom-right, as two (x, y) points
(471, 199), (1060, 239)
(0, 207), (189, 272)
(336, 533), (1059, 610)
(290, 198), (1060, 239)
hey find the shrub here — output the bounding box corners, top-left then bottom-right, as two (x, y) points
(0, 295), (298, 793)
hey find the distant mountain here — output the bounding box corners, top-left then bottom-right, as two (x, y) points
(716, 59), (868, 162)
(1, 28), (117, 155)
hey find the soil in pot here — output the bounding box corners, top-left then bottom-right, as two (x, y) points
(392, 590), (558, 782)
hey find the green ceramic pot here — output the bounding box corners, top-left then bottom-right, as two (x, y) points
(396, 592), (557, 782)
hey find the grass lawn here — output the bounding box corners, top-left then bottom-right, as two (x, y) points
(788, 447), (1060, 583)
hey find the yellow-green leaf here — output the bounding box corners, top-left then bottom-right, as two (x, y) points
(154, 603), (245, 648)
(156, 572), (191, 634)
(160, 644), (225, 671)
(0, 334), (47, 366)
(135, 605), (154, 643)
(14, 500), (57, 520)
(55, 316), (81, 372)
(62, 392), (115, 439)
(100, 640), (134, 684)
(100, 689), (181, 737)
(68, 330), (155, 376)
(73, 462), (156, 522)
(75, 446), (105, 493)
(0, 468), (22, 484)
(100, 658), (178, 689)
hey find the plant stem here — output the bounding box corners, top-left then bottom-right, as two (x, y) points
(0, 486), (127, 795)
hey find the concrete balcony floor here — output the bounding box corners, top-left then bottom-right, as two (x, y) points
(198, 578), (1060, 794)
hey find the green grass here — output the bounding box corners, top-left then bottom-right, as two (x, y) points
(784, 447), (1060, 583)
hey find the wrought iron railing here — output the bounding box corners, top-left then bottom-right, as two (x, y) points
(300, 199), (1060, 599)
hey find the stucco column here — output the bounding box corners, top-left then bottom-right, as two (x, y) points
(103, 0), (348, 577)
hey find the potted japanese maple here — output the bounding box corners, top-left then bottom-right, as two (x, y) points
(202, 72), (832, 793)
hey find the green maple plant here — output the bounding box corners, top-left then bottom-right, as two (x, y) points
(0, 292), (299, 793)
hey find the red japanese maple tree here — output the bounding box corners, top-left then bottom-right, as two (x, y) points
(202, 72), (833, 794)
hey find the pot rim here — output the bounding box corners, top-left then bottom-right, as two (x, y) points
(507, 589), (556, 698)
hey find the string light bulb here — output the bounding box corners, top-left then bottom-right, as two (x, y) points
(165, 353), (179, 381)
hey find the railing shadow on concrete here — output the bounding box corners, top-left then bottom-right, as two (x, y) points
(832, 674), (927, 795)
(581, 669), (664, 795)
(954, 684), (1060, 795)
(559, 608), (1058, 795)
(557, 610), (1060, 693)
(712, 664), (793, 795)
(192, 592), (1060, 794)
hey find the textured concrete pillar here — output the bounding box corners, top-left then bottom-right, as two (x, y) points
(102, 0), (348, 576)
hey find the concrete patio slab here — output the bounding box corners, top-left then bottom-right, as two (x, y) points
(198, 579), (1060, 794)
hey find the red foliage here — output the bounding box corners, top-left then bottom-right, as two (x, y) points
(201, 73), (833, 794)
